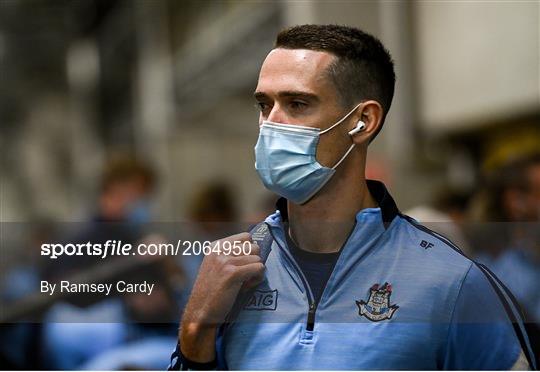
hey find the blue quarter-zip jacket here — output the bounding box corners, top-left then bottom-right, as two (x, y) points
(170, 181), (531, 370)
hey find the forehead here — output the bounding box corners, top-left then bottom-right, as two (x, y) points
(256, 48), (336, 94)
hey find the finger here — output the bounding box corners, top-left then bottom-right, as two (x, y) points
(246, 243), (259, 256)
(229, 254), (261, 266)
(234, 262), (265, 282)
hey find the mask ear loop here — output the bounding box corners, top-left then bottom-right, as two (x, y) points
(319, 102), (363, 135)
(332, 144), (356, 170)
(320, 102), (363, 169)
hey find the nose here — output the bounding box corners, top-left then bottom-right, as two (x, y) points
(266, 104), (288, 124)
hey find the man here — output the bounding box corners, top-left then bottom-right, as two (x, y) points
(170, 25), (535, 370)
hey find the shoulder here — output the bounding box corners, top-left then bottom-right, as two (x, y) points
(391, 216), (528, 369)
(388, 214), (502, 316)
(390, 213), (524, 323)
(391, 213), (474, 278)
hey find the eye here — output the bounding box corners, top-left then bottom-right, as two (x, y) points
(290, 100), (308, 111)
(255, 102), (271, 112)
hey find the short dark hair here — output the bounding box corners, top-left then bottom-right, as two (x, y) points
(101, 155), (156, 193)
(275, 24), (395, 139)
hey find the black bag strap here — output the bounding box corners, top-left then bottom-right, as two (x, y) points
(249, 222), (274, 263)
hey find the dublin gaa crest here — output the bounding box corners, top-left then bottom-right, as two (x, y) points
(356, 282), (399, 322)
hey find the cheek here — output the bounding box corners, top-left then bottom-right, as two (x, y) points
(315, 126), (352, 167)
(315, 135), (334, 166)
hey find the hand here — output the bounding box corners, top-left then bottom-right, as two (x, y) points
(179, 232), (265, 362)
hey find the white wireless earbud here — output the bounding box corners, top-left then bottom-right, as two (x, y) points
(348, 121), (366, 136)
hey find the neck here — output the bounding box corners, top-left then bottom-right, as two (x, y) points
(287, 152), (377, 254)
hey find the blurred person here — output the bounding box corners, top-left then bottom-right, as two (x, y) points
(96, 154), (156, 223)
(474, 154), (540, 322)
(170, 25), (535, 370)
(187, 180), (240, 239)
(480, 153), (540, 224)
(39, 154), (179, 370)
(43, 154), (157, 282)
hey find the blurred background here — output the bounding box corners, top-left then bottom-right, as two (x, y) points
(0, 0), (539, 369)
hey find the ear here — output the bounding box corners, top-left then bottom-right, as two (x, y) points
(349, 100), (384, 145)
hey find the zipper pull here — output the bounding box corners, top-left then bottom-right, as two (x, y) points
(307, 302), (317, 331)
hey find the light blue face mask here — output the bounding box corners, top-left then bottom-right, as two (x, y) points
(254, 103), (361, 204)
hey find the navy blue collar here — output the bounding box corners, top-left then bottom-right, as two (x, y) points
(275, 179), (399, 229)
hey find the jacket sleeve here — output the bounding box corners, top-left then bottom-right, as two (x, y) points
(442, 263), (531, 370)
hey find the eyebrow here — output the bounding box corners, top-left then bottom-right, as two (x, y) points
(253, 91), (320, 102)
